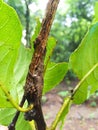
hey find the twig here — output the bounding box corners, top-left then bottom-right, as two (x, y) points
(72, 63), (98, 96)
(49, 97), (72, 130)
(8, 95), (26, 130)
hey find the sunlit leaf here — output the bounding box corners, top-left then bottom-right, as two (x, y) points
(31, 18), (41, 48)
(69, 22), (98, 104)
(94, 2), (98, 22)
(0, 1), (22, 107)
(11, 44), (32, 103)
(44, 37), (56, 65)
(43, 36), (67, 94)
(43, 62), (68, 94)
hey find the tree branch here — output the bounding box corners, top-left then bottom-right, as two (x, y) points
(8, 95), (26, 130)
(24, 0), (60, 130)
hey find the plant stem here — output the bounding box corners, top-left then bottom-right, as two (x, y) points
(8, 95), (26, 130)
(0, 84), (33, 112)
(73, 63), (98, 96)
(49, 97), (72, 130)
(48, 63), (98, 130)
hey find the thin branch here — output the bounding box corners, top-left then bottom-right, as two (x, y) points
(49, 97), (72, 130)
(8, 95), (26, 130)
(72, 63), (98, 96)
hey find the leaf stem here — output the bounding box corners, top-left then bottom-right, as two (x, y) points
(73, 63), (98, 96)
(47, 63), (98, 130)
(49, 97), (72, 130)
(0, 84), (33, 112)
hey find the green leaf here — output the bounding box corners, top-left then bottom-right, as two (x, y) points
(0, 45), (32, 108)
(0, 0), (2, 6)
(69, 22), (98, 104)
(94, 2), (98, 22)
(13, 45), (31, 87)
(11, 44), (32, 103)
(44, 36), (67, 94)
(43, 62), (68, 94)
(31, 18), (41, 48)
(44, 37), (57, 65)
(0, 1), (22, 107)
(0, 108), (32, 130)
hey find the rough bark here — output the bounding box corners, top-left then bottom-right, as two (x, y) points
(24, 0), (60, 130)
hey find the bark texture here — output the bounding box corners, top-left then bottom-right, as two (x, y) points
(24, 0), (60, 130)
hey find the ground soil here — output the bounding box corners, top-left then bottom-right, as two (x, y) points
(42, 81), (98, 130)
